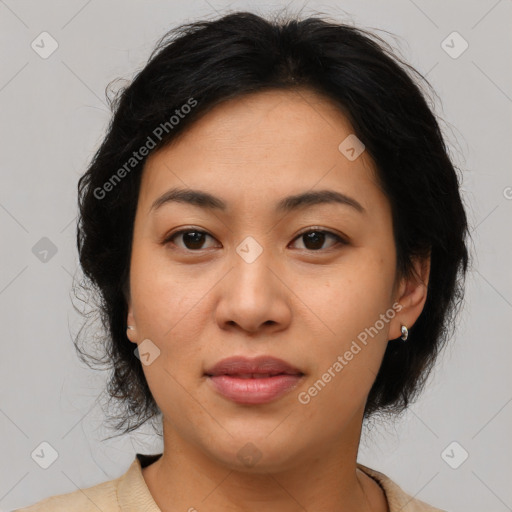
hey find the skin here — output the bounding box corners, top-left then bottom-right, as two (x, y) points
(126, 88), (430, 512)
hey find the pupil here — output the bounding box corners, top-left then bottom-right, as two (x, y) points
(304, 231), (324, 250)
(184, 231), (204, 249)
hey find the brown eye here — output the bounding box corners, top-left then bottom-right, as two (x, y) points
(163, 227), (347, 253)
(291, 229), (346, 251)
(165, 230), (218, 251)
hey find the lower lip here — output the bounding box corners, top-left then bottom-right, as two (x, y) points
(207, 374), (303, 404)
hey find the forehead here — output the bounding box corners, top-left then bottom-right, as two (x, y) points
(138, 88), (385, 216)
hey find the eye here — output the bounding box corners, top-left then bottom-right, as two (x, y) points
(163, 227), (347, 252)
(163, 229), (219, 251)
(290, 228), (347, 251)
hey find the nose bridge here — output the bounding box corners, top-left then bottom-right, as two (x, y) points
(206, 186), (305, 333)
(231, 233), (276, 298)
(218, 230), (288, 322)
(212, 231), (290, 333)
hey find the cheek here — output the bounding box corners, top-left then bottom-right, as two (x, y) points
(305, 250), (395, 337)
(131, 259), (210, 419)
(130, 242), (206, 335)
(299, 250), (395, 392)
(128, 252), (213, 412)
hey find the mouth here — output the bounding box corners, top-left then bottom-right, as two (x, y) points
(206, 372), (303, 378)
(204, 355), (305, 404)
(204, 355), (304, 377)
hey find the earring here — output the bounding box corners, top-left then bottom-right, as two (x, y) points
(400, 325), (409, 341)
(127, 325), (135, 331)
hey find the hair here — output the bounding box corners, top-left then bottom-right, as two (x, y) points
(74, 10), (471, 437)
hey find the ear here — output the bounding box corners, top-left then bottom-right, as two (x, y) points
(126, 294), (138, 345)
(389, 252), (431, 340)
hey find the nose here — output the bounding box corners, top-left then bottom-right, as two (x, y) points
(214, 248), (292, 335)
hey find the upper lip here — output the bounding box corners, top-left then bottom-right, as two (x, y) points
(205, 355), (304, 377)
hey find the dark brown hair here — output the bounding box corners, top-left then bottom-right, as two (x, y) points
(74, 11), (471, 436)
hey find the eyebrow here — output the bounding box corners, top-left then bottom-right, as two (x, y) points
(150, 187), (366, 215)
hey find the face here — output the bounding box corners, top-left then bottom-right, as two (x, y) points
(126, 88), (427, 472)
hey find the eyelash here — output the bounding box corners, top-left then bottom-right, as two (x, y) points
(162, 227), (348, 253)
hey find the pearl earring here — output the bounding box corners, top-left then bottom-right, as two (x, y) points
(127, 325), (135, 331)
(400, 325), (409, 341)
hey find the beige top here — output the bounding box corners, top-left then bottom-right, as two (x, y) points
(15, 453), (447, 511)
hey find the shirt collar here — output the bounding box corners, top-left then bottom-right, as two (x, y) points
(117, 453), (163, 511)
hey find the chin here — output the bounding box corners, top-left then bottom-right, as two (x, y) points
(203, 432), (306, 474)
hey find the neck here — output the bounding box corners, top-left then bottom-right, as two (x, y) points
(142, 409), (386, 512)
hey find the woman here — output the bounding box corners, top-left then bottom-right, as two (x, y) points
(17, 10), (469, 512)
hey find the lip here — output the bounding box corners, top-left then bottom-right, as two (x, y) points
(205, 355), (303, 377)
(204, 355), (305, 405)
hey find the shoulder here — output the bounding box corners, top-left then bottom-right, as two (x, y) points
(12, 472), (122, 511)
(357, 463), (448, 512)
(13, 454), (160, 512)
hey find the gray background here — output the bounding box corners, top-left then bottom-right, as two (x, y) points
(1, 0), (511, 510)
